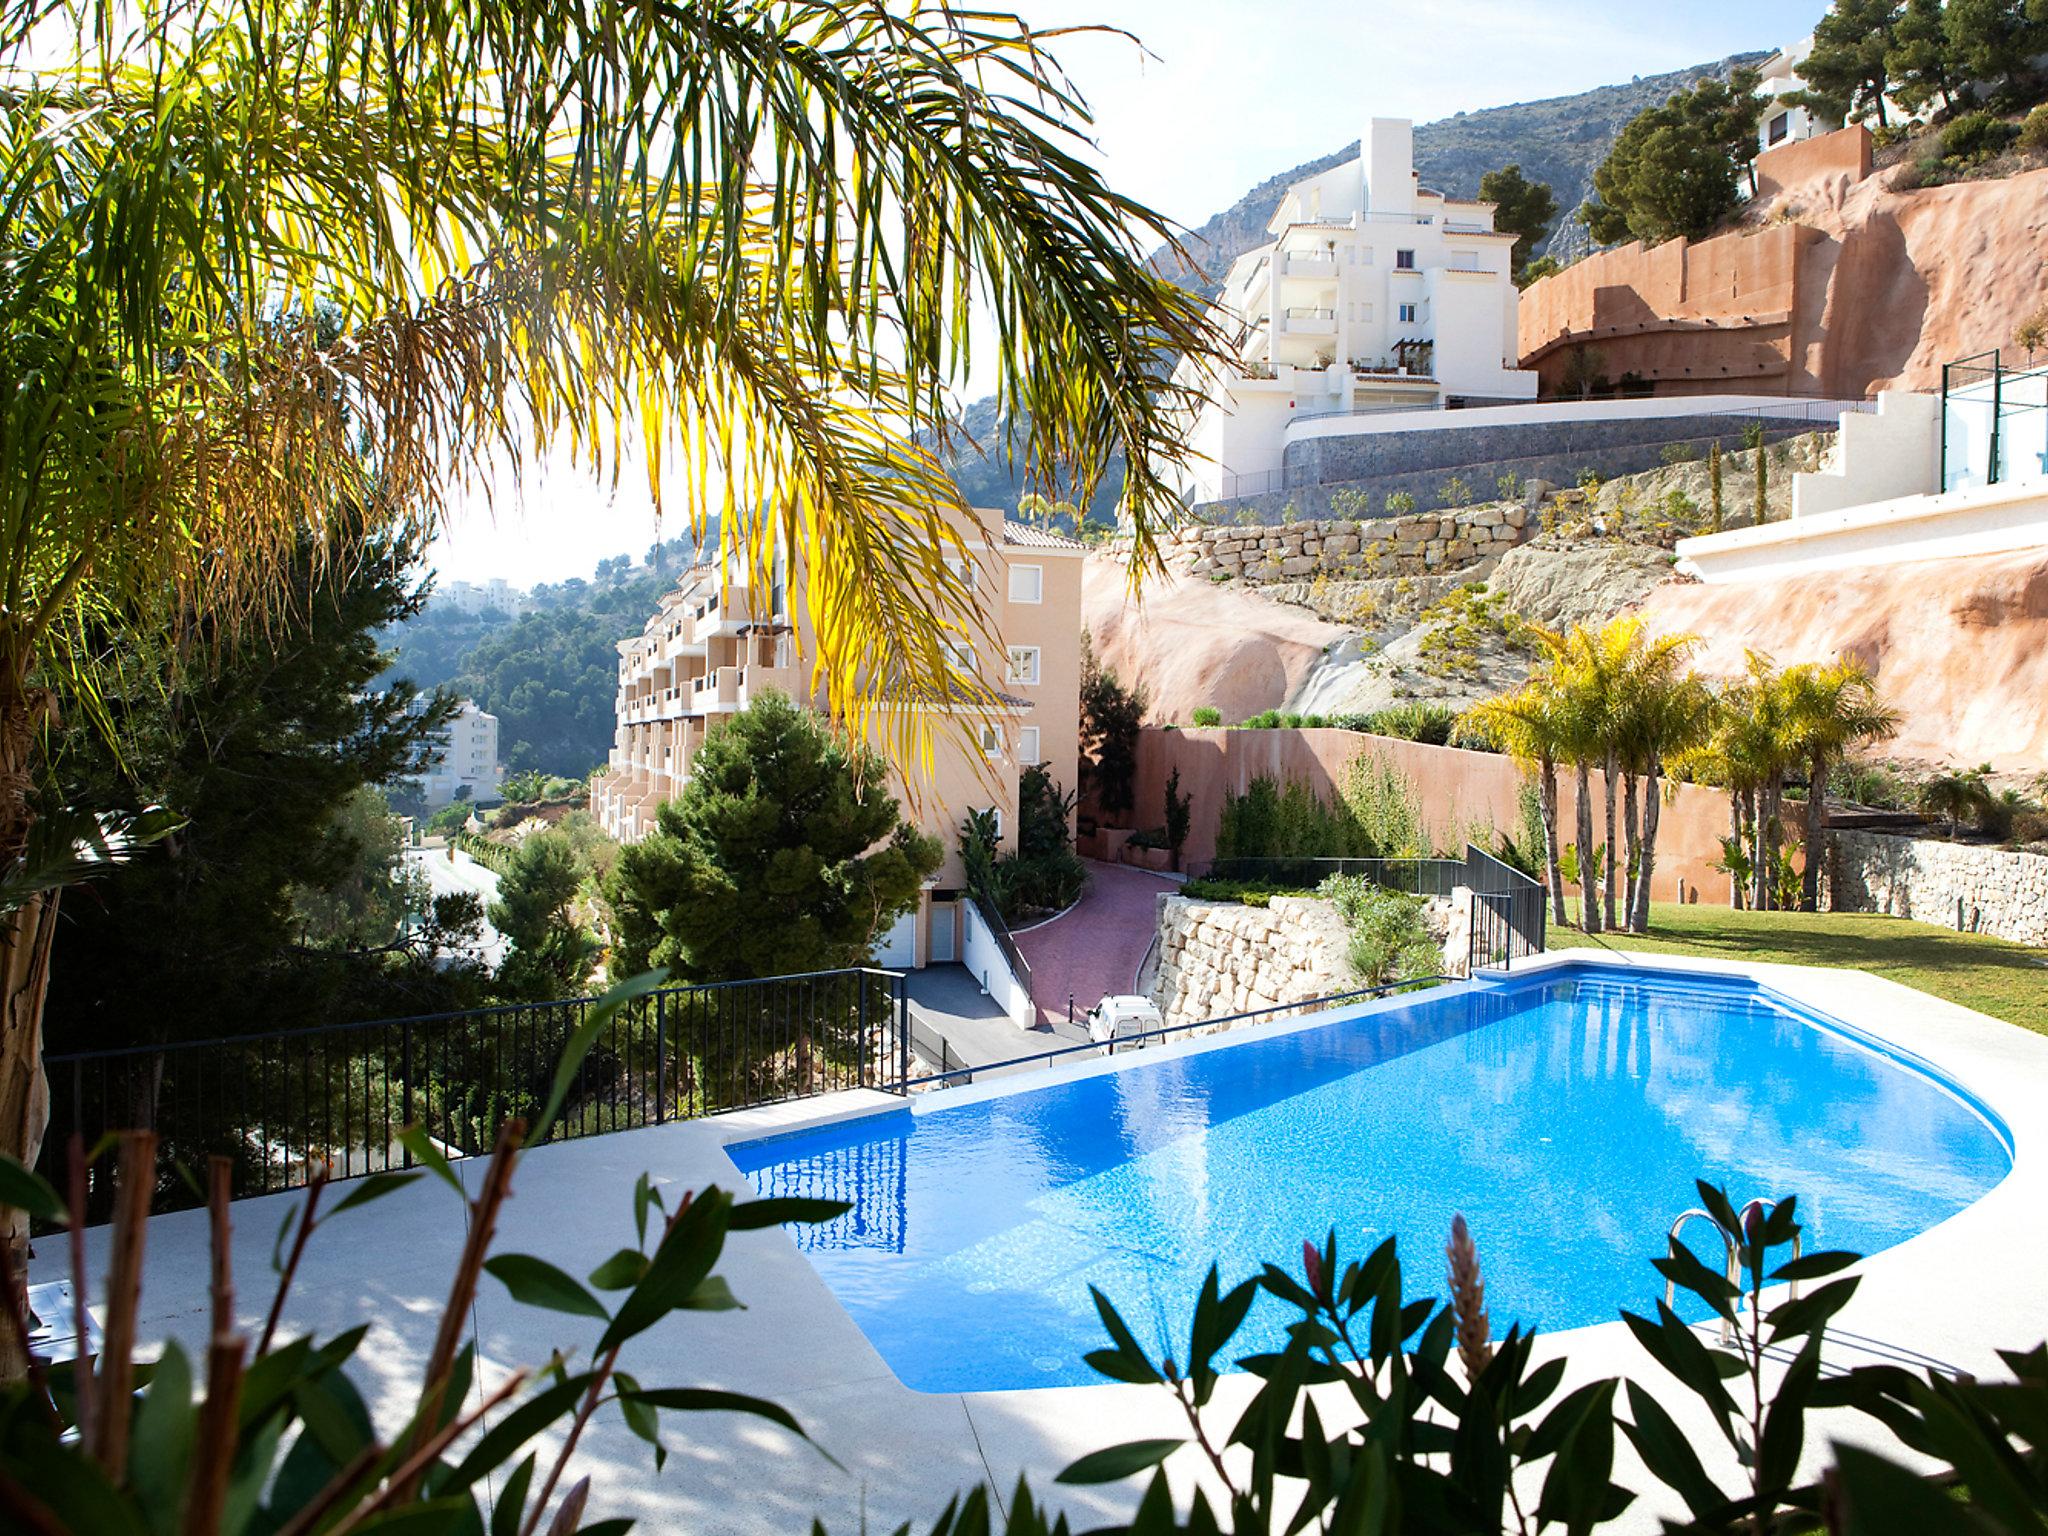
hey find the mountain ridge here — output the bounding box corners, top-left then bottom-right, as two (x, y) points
(1148, 51), (1771, 295)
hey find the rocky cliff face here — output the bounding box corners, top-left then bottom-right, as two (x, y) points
(1638, 547), (2048, 772)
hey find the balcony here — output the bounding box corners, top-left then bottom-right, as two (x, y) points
(1282, 253), (1336, 279)
(1282, 306), (1336, 336)
(691, 667), (741, 713)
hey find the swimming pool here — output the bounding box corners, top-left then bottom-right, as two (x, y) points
(728, 962), (2013, 1394)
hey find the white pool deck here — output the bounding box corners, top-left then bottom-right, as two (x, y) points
(43, 949), (2048, 1532)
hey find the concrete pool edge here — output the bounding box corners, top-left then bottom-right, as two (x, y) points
(686, 948), (2048, 1522)
(56, 952), (2048, 1536)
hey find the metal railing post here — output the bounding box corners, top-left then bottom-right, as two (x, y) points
(654, 990), (668, 1123)
(399, 1020), (414, 1169)
(857, 977), (871, 1089)
(896, 975), (910, 1093)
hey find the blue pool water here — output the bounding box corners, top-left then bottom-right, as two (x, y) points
(729, 965), (2012, 1394)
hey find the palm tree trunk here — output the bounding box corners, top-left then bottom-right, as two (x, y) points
(1749, 786), (1768, 912)
(1635, 757), (1663, 933)
(1801, 751), (1827, 912)
(0, 683), (58, 1383)
(1539, 758), (1567, 927)
(1729, 793), (1745, 910)
(1601, 750), (1619, 931)
(1575, 759), (1601, 933)
(1621, 768), (1640, 926)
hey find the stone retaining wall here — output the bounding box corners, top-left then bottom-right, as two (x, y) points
(1201, 414), (1821, 523)
(1164, 506), (1532, 582)
(1148, 894), (1456, 1030)
(1827, 829), (2048, 946)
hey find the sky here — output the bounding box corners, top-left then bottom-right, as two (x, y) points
(426, 0), (1829, 589)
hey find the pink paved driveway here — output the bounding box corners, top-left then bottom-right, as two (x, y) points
(1014, 859), (1176, 1030)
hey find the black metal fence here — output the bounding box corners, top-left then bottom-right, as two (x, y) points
(1462, 844), (1547, 973)
(41, 968), (908, 1220)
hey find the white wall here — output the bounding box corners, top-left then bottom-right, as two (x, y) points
(962, 900), (1033, 1027)
(1793, 390), (1942, 517)
(1678, 476), (2048, 584)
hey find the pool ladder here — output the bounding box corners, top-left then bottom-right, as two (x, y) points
(1664, 1199), (1802, 1344)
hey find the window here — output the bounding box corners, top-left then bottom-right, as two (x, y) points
(1398, 303), (1418, 323)
(1006, 645), (1041, 686)
(944, 638), (977, 672)
(978, 723), (1003, 757)
(942, 553), (975, 590)
(1007, 563), (1044, 603)
(982, 807), (1005, 838)
(1018, 725), (1041, 764)
(1768, 111), (1790, 146)
(1359, 247), (1374, 265)
(1395, 248), (1416, 270)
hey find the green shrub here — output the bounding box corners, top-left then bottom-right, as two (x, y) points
(1179, 876), (1313, 906)
(1439, 475), (1473, 507)
(1190, 705), (1222, 727)
(1333, 701), (1460, 746)
(1384, 490), (1416, 515)
(1317, 874), (1442, 985)
(1344, 753), (1426, 856)
(1941, 111), (2018, 163)
(2022, 104), (2048, 155)
(1215, 774), (1371, 861)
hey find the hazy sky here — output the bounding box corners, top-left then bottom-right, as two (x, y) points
(427, 0), (1828, 588)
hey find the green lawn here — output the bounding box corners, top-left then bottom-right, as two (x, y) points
(1557, 904), (2048, 1037)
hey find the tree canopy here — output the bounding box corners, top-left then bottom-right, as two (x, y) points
(1582, 69), (1764, 246)
(1789, 0), (1905, 125)
(1476, 165), (1559, 284)
(605, 694), (941, 982)
(44, 537), (486, 1056)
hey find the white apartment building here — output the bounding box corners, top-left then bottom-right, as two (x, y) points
(1174, 118), (1536, 505)
(438, 577), (528, 617)
(419, 699), (505, 808)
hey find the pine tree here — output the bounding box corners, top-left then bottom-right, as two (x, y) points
(1790, 0), (1905, 126)
(605, 692), (941, 982)
(1888, 0), (1960, 114)
(1583, 69), (1765, 245)
(1477, 164), (1559, 283)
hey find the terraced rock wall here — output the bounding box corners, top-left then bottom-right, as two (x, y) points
(1828, 830), (2048, 947)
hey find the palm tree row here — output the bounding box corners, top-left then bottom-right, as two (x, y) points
(1689, 653), (1901, 912)
(1467, 622), (1896, 933)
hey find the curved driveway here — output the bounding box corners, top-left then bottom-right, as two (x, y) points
(1014, 859), (1176, 1029)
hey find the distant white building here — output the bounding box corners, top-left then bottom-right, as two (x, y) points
(439, 577), (528, 617)
(1171, 118), (1537, 506)
(419, 700), (504, 807)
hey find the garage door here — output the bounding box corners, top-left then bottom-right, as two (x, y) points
(873, 907), (919, 969)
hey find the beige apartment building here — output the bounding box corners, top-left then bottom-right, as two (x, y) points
(590, 509), (1084, 968)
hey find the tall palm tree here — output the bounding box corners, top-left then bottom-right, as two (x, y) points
(1780, 658), (1900, 911)
(1523, 624), (1608, 933)
(0, 0), (1219, 1298)
(1463, 679), (1571, 927)
(1624, 667), (1715, 933)
(1697, 654), (1797, 911)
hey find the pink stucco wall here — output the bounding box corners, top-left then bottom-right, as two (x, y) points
(1128, 727), (1743, 905)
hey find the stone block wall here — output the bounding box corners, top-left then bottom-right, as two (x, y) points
(1827, 829), (2048, 946)
(1162, 506), (1531, 583)
(1148, 894), (1457, 1031)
